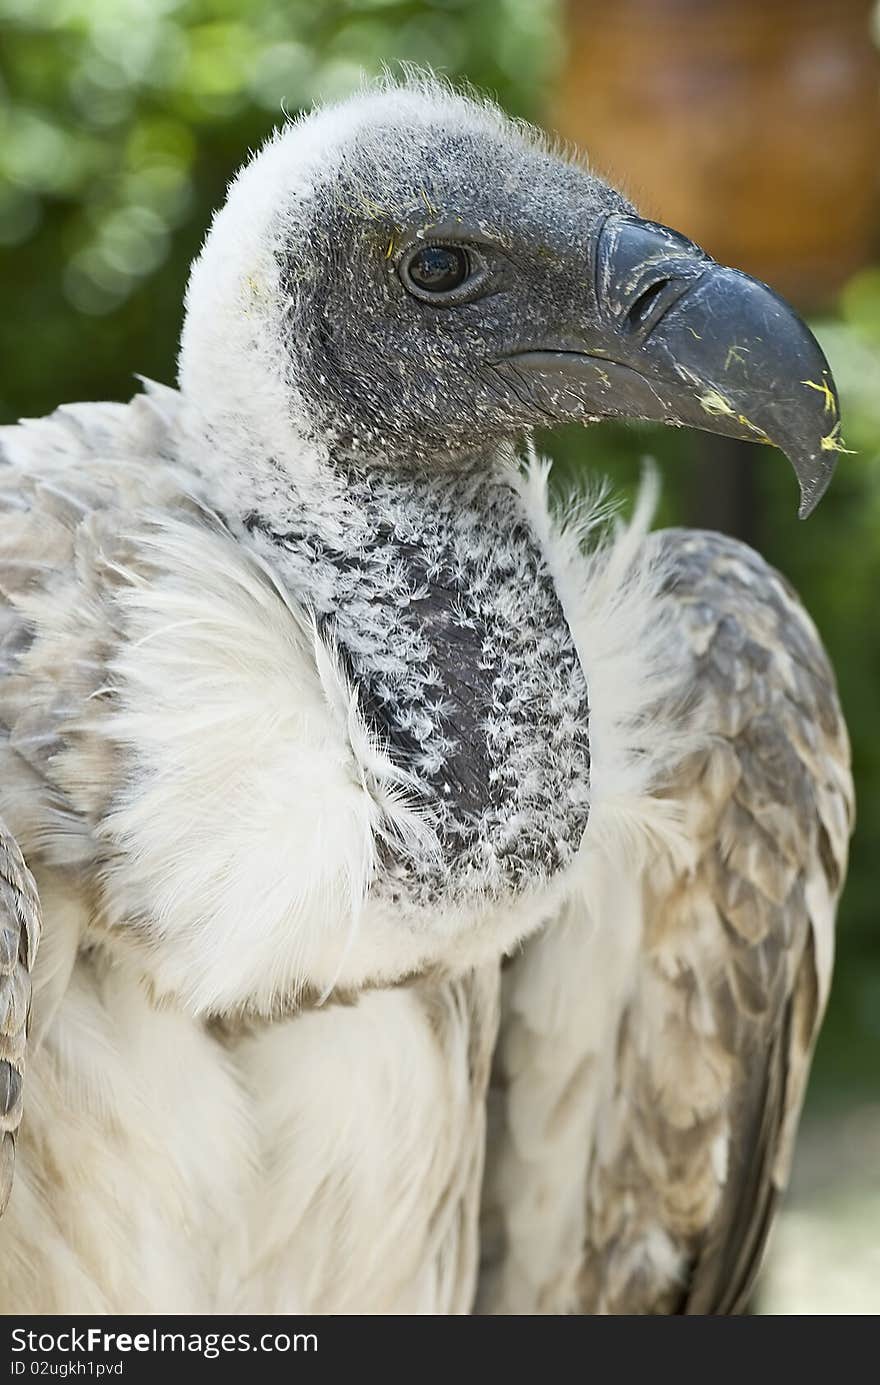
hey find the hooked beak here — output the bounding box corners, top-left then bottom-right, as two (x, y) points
(496, 215), (844, 517)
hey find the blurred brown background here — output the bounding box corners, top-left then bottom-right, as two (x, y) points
(557, 0), (879, 307)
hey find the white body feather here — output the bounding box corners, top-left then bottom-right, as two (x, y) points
(0, 389), (685, 1313)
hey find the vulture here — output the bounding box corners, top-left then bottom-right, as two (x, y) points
(0, 76), (853, 1315)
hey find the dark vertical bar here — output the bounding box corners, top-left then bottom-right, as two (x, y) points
(690, 435), (758, 547)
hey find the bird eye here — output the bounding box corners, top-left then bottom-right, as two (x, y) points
(399, 243), (484, 303)
(407, 245), (468, 292)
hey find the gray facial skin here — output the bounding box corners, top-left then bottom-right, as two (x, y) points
(282, 123), (841, 517)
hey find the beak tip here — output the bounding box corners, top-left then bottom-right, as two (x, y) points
(795, 455), (836, 520)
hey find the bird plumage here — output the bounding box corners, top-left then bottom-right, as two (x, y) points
(0, 75), (853, 1313)
(481, 528), (850, 1313)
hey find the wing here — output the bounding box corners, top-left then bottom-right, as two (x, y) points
(0, 821), (41, 1214)
(479, 519), (852, 1315)
(0, 387), (187, 1220)
(0, 387), (187, 873)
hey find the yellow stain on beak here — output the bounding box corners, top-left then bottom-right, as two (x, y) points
(801, 377), (838, 415)
(819, 420), (856, 454)
(699, 388), (736, 418)
(724, 343), (750, 370)
(699, 389), (774, 445)
(736, 414), (773, 445)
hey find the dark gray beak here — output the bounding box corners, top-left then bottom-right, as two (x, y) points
(499, 215), (844, 517)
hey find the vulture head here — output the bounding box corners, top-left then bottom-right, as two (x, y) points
(180, 74), (840, 518)
(168, 76), (846, 995)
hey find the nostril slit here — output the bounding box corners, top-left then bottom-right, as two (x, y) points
(625, 279), (669, 328)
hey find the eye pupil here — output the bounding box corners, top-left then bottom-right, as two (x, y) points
(407, 245), (468, 293)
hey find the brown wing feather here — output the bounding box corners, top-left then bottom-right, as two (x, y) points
(594, 529), (851, 1314)
(480, 526), (852, 1315)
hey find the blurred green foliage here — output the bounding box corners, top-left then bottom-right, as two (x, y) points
(0, 0), (877, 1105)
(0, 0), (558, 418)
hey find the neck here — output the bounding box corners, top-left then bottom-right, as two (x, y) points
(209, 440), (593, 907)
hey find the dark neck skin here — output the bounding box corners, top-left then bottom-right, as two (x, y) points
(234, 456), (592, 906)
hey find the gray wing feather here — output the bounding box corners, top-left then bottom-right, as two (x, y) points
(652, 530), (851, 1315)
(480, 526), (852, 1315)
(0, 390), (183, 1216)
(0, 821), (41, 1214)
